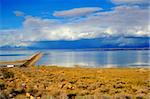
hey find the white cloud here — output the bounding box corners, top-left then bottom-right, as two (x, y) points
(13, 11), (25, 16)
(53, 7), (102, 17)
(111, 0), (149, 4)
(23, 16), (59, 28)
(0, 6), (149, 47)
(0, 29), (30, 47)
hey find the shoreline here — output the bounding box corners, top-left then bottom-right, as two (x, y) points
(1, 64), (150, 68)
(35, 65), (150, 68)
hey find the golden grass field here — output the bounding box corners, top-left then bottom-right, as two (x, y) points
(0, 66), (150, 99)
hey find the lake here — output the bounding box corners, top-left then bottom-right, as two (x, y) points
(0, 49), (149, 67)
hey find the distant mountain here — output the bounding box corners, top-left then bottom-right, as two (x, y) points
(0, 36), (149, 49)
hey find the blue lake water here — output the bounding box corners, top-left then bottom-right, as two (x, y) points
(0, 49), (149, 67)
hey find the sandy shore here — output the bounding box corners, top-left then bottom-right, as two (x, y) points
(0, 66), (150, 99)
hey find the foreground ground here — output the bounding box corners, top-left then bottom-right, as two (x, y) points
(0, 66), (150, 99)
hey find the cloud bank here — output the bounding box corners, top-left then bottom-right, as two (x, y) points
(0, 5), (149, 47)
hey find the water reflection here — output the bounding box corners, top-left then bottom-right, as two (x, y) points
(130, 51), (150, 66)
(0, 50), (149, 67)
(106, 51), (117, 68)
(137, 51), (142, 64)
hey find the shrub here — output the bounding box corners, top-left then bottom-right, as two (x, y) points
(2, 71), (14, 79)
(0, 92), (9, 99)
(0, 82), (5, 90)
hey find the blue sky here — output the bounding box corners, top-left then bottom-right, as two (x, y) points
(0, 0), (149, 48)
(1, 0), (114, 29)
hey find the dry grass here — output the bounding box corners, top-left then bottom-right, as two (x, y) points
(0, 66), (149, 99)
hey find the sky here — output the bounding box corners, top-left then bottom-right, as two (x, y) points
(0, 0), (149, 49)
